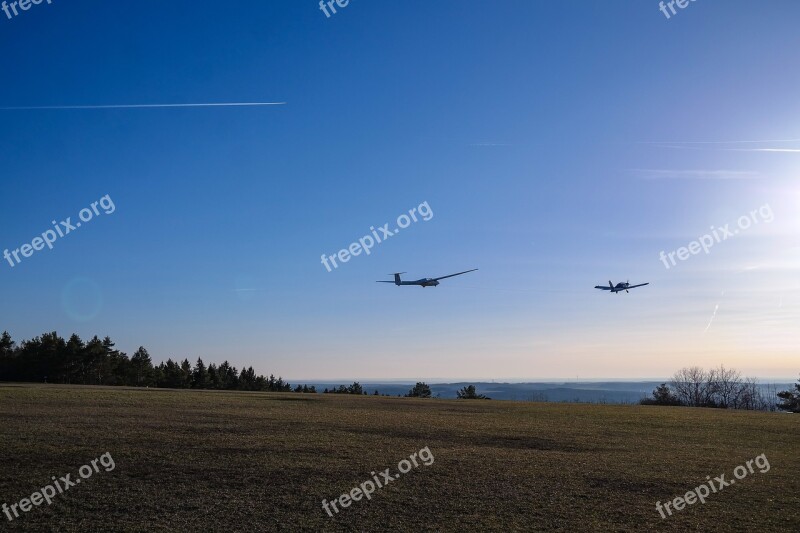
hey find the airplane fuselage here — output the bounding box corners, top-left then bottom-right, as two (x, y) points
(401, 278), (440, 287)
(378, 269), (477, 287)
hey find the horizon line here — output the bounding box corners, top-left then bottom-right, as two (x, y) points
(285, 377), (798, 383)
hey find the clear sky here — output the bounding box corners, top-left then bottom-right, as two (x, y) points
(2, 0), (798, 380)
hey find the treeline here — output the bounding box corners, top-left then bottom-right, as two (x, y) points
(642, 365), (798, 412)
(322, 382), (491, 399)
(323, 383), (369, 395)
(320, 382), (428, 397)
(0, 331), (314, 393)
(403, 382), (490, 399)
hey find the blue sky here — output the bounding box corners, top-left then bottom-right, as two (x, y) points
(2, 0), (799, 380)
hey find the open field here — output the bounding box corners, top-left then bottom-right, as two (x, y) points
(0, 384), (798, 532)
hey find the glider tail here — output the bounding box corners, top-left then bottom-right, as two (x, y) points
(394, 273), (402, 286)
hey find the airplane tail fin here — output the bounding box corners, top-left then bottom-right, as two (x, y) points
(609, 280), (614, 290)
(391, 272), (406, 285)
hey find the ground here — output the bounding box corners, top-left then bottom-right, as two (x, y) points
(0, 384), (797, 531)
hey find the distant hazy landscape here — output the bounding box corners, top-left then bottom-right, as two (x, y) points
(309, 381), (795, 403)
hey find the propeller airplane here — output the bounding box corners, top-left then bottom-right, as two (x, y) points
(594, 280), (649, 294)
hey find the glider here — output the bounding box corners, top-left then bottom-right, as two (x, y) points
(377, 269), (478, 288)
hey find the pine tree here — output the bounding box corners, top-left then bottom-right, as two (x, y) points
(207, 364), (219, 389)
(777, 376), (800, 413)
(406, 382), (432, 398)
(180, 359), (193, 388)
(64, 334), (85, 384)
(83, 336), (106, 385)
(192, 358), (209, 389)
(218, 361), (239, 390)
(0, 331), (16, 381)
(456, 385), (489, 400)
(101, 336), (125, 386)
(39, 332), (66, 384)
(162, 359), (184, 388)
(131, 347), (154, 386)
(239, 367), (257, 390)
(151, 362), (165, 387)
(642, 383), (682, 406)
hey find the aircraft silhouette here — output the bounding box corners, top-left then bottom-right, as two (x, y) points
(595, 280), (649, 294)
(377, 269), (478, 288)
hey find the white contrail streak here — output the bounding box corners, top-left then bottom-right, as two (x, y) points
(650, 144), (800, 154)
(0, 102), (286, 110)
(704, 304), (720, 333)
(704, 291), (725, 333)
(723, 148), (800, 153)
(637, 138), (800, 144)
(630, 169), (761, 180)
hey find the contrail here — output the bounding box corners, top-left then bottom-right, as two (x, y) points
(0, 102), (286, 110)
(704, 291), (725, 333)
(637, 138), (800, 144)
(630, 169), (761, 180)
(650, 144), (800, 154)
(723, 148), (800, 153)
(703, 304), (719, 333)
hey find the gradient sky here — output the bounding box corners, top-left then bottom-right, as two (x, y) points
(1, 0), (798, 380)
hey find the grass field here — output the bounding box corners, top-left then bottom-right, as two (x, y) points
(0, 384), (798, 532)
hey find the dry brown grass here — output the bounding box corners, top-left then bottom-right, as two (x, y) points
(0, 383), (798, 531)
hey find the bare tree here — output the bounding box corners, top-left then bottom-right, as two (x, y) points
(762, 383), (781, 412)
(733, 378), (762, 410)
(671, 367), (713, 407)
(702, 367), (720, 407)
(668, 366), (775, 411)
(715, 365), (743, 408)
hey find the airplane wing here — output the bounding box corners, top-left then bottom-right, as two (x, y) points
(432, 268), (478, 281)
(376, 281), (396, 283)
(627, 283), (649, 289)
(594, 286), (613, 290)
